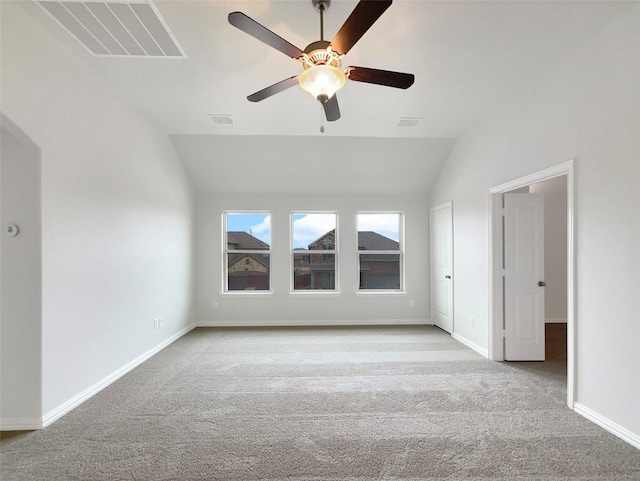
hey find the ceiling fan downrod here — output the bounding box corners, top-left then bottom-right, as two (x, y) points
(313, 0), (330, 41)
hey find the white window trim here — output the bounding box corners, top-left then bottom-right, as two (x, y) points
(290, 211), (339, 294)
(356, 211), (405, 293)
(355, 291), (407, 297)
(222, 211), (272, 294)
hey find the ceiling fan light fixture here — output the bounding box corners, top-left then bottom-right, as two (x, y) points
(299, 65), (346, 103)
(229, 0), (412, 121)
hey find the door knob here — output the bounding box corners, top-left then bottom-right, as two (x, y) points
(445, 275), (451, 279)
(538, 281), (546, 286)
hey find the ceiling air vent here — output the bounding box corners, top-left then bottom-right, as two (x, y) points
(208, 115), (234, 126)
(37, 1), (185, 58)
(397, 118), (422, 128)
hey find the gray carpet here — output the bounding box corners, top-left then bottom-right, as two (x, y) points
(2, 325), (639, 480)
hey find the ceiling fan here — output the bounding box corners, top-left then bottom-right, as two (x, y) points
(228, 0), (414, 122)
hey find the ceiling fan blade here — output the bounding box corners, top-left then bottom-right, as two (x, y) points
(322, 94), (341, 122)
(330, 0), (392, 55)
(347, 66), (414, 89)
(247, 76), (300, 102)
(228, 12), (304, 59)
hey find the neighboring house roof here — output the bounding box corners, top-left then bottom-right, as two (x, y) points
(307, 229), (399, 250)
(227, 231), (269, 250)
(308, 229), (336, 249)
(358, 231), (399, 250)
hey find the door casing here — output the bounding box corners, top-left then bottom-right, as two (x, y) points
(488, 160), (574, 407)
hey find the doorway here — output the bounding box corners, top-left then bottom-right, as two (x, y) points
(488, 160), (575, 407)
(0, 115), (43, 429)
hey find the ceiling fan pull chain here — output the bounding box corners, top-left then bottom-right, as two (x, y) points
(320, 105), (325, 133)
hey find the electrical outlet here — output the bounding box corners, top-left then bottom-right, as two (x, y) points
(153, 318), (158, 329)
(409, 300), (414, 307)
(213, 301), (219, 309)
(469, 316), (475, 327)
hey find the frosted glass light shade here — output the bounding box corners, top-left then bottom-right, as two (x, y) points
(299, 65), (346, 101)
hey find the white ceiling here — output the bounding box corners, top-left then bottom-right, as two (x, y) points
(17, 0), (635, 193)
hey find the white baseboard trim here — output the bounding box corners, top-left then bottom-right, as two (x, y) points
(41, 323), (196, 428)
(0, 417), (43, 431)
(545, 318), (567, 323)
(573, 402), (640, 450)
(198, 319), (432, 328)
(452, 332), (489, 358)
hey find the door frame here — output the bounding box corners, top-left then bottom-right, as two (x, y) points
(430, 201), (453, 333)
(488, 160), (575, 408)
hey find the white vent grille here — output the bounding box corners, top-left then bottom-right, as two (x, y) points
(209, 115), (234, 126)
(38, 1), (186, 58)
(397, 118), (422, 128)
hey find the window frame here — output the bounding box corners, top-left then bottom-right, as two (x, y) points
(223, 211), (272, 294)
(356, 211), (405, 293)
(290, 211), (339, 294)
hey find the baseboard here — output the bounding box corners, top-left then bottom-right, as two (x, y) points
(41, 323), (196, 428)
(573, 403), (640, 450)
(0, 417), (43, 431)
(198, 319), (432, 327)
(545, 318), (567, 323)
(452, 332), (489, 358)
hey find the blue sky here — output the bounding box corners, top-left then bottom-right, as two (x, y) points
(226, 213), (271, 244)
(226, 212), (399, 248)
(292, 213), (336, 248)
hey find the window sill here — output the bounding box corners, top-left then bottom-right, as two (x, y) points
(356, 291), (406, 296)
(221, 291), (273, 297)
(290, 291), (341, 297)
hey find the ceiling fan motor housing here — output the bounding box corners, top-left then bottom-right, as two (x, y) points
(302, 40), (342, 70)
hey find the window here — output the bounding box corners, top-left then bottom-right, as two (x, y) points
(322, 244), (335, 261)
(291, 213), (337, 291)
(357, 212), (403, 291)
(224, 212), (270, 292)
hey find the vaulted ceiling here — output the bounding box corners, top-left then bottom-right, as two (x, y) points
(11, 0), (635, 193)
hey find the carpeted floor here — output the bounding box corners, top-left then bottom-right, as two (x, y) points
(1, 325), (639, 480)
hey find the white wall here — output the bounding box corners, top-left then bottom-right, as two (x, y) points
(530, 176), (567, 323)
(430, 4), (639, 440)
(0, 121), (42, 428)
(197, 193), (430, 325)
(1, 2), (195, 422)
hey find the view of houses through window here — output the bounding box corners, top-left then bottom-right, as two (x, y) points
(225, 212), (271, 291)
(292, 213), (337, 291)
(223, 211), (403, 292)
(357, 213), (402, 291)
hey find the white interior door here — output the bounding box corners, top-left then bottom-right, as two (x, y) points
(504, 193), (545, 361)
(430, 202), (453, 333)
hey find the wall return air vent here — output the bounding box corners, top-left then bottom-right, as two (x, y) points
(38, 1), (185, 58)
